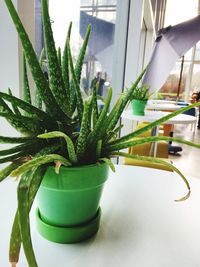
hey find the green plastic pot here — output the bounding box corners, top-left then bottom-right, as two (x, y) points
(131, 99), (147, 115)
(36, 163), (109, 243)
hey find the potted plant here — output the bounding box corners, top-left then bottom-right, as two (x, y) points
(1, 0), (200, 266)
(130, 84), (151, 115)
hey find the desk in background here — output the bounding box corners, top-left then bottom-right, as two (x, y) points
(121, 110), (197, 156)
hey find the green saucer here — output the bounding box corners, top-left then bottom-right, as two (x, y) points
(35, 207), (101, 244)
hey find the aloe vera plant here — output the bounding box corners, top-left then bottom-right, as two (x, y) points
(1, 0), (200, 266)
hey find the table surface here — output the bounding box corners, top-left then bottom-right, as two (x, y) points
(148, 100), (183, 105)
(1, 165), (200, 267)
(122, 110), (197, 125)
(146, 101), (184, 111)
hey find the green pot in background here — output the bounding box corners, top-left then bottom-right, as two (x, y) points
(36, 163), (109, 243)
(131, 99), (147, 115)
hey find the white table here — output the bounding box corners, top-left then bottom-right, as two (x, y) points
(146, 103), (184, 111)
(122, 110), (197, 125)
(121, 110), (197, 157)
(148, 100), (181, 104)
(0, 165), (200, 267)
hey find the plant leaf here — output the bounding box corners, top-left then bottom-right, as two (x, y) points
(17, 171), (38, 267)
(107, 68), (146, 132)
(0, 92), (13, 113)
(67, 40), (84, 124)
(38, 131), (77, 163)
(57, 47), (62, 66)
(99, 157), (115, 172)
(87, 87), (112, 146)
(9, 210), (21, 266)
(105, 136), (200, 153)
(62, 22), (72, 105)
(113, 152), (190, 201)
(104, 124), (124, 143)
(22, 52), (32, 105)
(0, 112), (44, 135)
(41, 0), (69, 115)
(35, 143), (61, 157)
(10, 166), (47, 266)
(34, 49), (45, 109)
(0, 161), (21, 182)
(0, 152), (32, 164)
(76, 101), (90, 160)
(0, 92), (55, 125)
(75, 25), (91, 84)
(10, 154), (72, 177)
(0, 136), (37, 144)
(110, 100), (200, 145)
(0, 142), (40, 156)
(8, 88), (21, 115)
(4, 0), (70, 121)
(96, 139), (102, 160)
(92, 80), (99, 127)
(69, 25), (91, 114)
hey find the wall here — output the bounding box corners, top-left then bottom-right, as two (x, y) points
(0, 0), (19, 95)
(18, 0), (35, 97)
(0, 0), (19, 138)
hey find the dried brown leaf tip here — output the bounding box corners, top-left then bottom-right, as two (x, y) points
(14, 176), (20, 181)
(14, 155), (33, 163)
(175, 190), (191, 202)
(55, 161), (62, 174)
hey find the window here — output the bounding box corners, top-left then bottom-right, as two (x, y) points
(159, 0), (199, 100)
(48, 0), (117, 98)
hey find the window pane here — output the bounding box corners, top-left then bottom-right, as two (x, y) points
(49, 0), (117, 97)
(164, 0), (198, 26)
(184, 48), (193, 61)
(194, 41), (200, 61)
(80, 0), (93, 5)
(159, 61), (190, 99)
(191, 64), (200, 92)
(98, 0), (117, 5)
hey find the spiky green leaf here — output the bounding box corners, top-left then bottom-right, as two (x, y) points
(113, 152), (190, 201)
(9, 166), (47, 266)
(75, 25), (91, 83)
(0, 142), (40, 157)
(62, 22), (72, 103)
(68, 40), (84, 124)
(57, 47), (62, 66)
(96, 139), (102, 160)
(34, 49), (45, 109)
(99, 157), (115, 172)
(38, 131), (77, 163)
(8, 88), (21, 115)
(105, 135), (200, 153)
(87, 87), (112, 145)
(11, 154), (72, 176)
(0, 112), (44, 135)
(0, 136), (37, 144)
(107, 67), (146, 132)
(4, 0), (70, 120)
(41, 0), (69, 115)
(76, 101), (90, 160)
(69, 25), (91, 114)
(0, 161), (21, 182)
(110, 100), (200, 145)
(22, 52), (32, 105)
